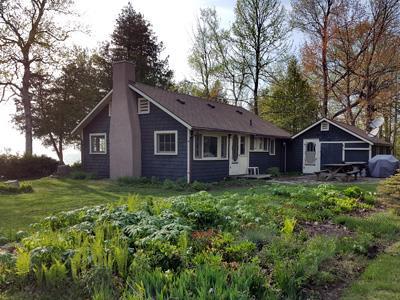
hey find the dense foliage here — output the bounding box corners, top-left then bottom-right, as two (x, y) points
(0, 184), (33, 195)
(0, 154), (58, 180)
(0, 183), (392, 299)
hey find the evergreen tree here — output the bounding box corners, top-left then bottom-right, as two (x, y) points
(260, 58), (318, 134)
(110, 3), (173, 87)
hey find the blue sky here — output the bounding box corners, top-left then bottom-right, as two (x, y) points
(0, 0), (304, 163)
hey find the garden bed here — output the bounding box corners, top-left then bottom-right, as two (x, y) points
(1, 181), (400, 299)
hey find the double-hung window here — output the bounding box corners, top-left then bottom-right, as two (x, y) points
(154, 131), (177, 155)
(194, 133), (228, 160)
(269, 138), (276, 155)
(250, 136), (269, 152)
(90, 133), (107, 154)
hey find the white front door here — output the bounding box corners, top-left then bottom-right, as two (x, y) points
(303, 139), (320, 174)
(229, 134), (249, 175)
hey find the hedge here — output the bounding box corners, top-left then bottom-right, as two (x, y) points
(0, 154), (59, 180)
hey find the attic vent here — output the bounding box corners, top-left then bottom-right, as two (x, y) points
(250, 119), (253, 126)
(207, 103), (215, 109)
(321, 121), (329, 131)
(236, 110), (243, 115)
(138, 98), (150, 114)
(176, 98), (185, 104)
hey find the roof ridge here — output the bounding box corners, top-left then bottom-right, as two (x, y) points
(133, 81), (248, 111)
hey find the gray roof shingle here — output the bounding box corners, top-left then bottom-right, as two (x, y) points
(131, 82), (291, 138)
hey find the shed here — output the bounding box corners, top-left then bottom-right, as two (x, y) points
(287, 118), (391, 174)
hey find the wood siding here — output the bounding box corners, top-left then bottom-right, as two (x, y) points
(82, 107), (110, 178)
(139, 102), (188, 180)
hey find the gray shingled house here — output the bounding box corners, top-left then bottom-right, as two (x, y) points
(72, 62), (291, 182)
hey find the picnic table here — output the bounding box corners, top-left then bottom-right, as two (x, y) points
(316, 162), (367, 181)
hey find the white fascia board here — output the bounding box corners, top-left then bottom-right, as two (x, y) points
(128, 84), (192, 130)
(71, 90), (113, 135)
(291, 118), (373, 145)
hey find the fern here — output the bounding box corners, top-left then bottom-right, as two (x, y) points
(15, 249), (30, 276)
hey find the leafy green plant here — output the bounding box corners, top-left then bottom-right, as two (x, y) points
(281, 217), (297, 237)
(267, 167), (281, 177)
(15, 249), (30, 276)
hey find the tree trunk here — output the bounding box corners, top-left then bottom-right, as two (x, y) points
(321, 28), (329, 117)
(49, 132), (64, 165)
(21, 63), (33, 156)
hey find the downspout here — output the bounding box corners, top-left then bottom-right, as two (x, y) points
(283, 141), (287, 173)
(187, 129), (191, 183)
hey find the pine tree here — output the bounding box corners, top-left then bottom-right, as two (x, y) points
(110, 3), (173, 87)
(260, 58), (318, 134)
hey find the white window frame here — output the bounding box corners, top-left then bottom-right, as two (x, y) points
(250, 136), (269, 152)
(138, 97), (150, 114)
(108, 102), (112, 117)
(193, 132), (229, 161)
(320, 122), (330, 131)
(269, 138), (276, 155)
(89, 133), (107, 154)
(154, 130), (178, 155)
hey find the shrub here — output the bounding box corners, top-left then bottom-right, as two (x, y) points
(69, 170), (96, 180)
(267, 167), (281, 177)
(0, 184), (34, 194)
(191, 180), (210, 191)
(0, 154), (58, 180)
(378, 173), (400, 204)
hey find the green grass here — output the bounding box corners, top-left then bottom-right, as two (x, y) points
(0, 178), (190, 234)
(0, 177), (275, 235)
(342, 242), (400, 300)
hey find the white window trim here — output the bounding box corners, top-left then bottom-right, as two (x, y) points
(108, 102), (112, 117)
(193, 132), (229, 161)
(239, 135), (247, 156)
(321, 122), (329, 131)
(269, 138), (276, 156)
(249, 136), (269, 152)
(138, 97), (150, 114)
(89, 133), (107, 155)
(154, 130), (178, 155)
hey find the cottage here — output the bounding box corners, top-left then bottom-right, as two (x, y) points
(72, 62), (291, 182)
(288, 118), (391, 174)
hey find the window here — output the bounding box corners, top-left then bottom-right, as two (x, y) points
(193, 133), (228, 160)
(90, 133), (107, 154)
(240, 136), (246, 155)
(154, 131), (177, 155)
(250, 136), (269, 152)
(221, 136), (227, 158)
(269, 138), (276, 155)
(138, 98), (150, 114)
(321, 122), (329, 131)
(203, 136), (218, 158)
(194, 134), (202, 159)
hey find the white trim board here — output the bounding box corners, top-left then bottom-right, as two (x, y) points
(291, 118), (373, 145)
(129, 84), (192, 130)
(154, 130), (178, 155)
(89, 133), (107, 154)
(72, 90), (113, 135)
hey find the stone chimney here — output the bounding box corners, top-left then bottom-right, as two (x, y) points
(109, 61), (142, 179)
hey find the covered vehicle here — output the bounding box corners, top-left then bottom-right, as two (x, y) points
(368, 155), (399, 178)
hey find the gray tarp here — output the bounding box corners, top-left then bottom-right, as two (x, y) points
(368, 155), (399, 178)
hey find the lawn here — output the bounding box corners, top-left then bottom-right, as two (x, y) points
(0, 176), (400, 299)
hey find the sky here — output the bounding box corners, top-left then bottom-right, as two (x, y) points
(0, 0), (301, 164)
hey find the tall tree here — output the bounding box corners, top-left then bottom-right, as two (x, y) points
(27, 48), (108, 163)
(0, 0), (76, 156)
(189, 8), (221, 99)
(291, 0), (342, 117)
(232, 0), (290, 115)
(110, 2), (173, 87)
(260, 58), (318, 133)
